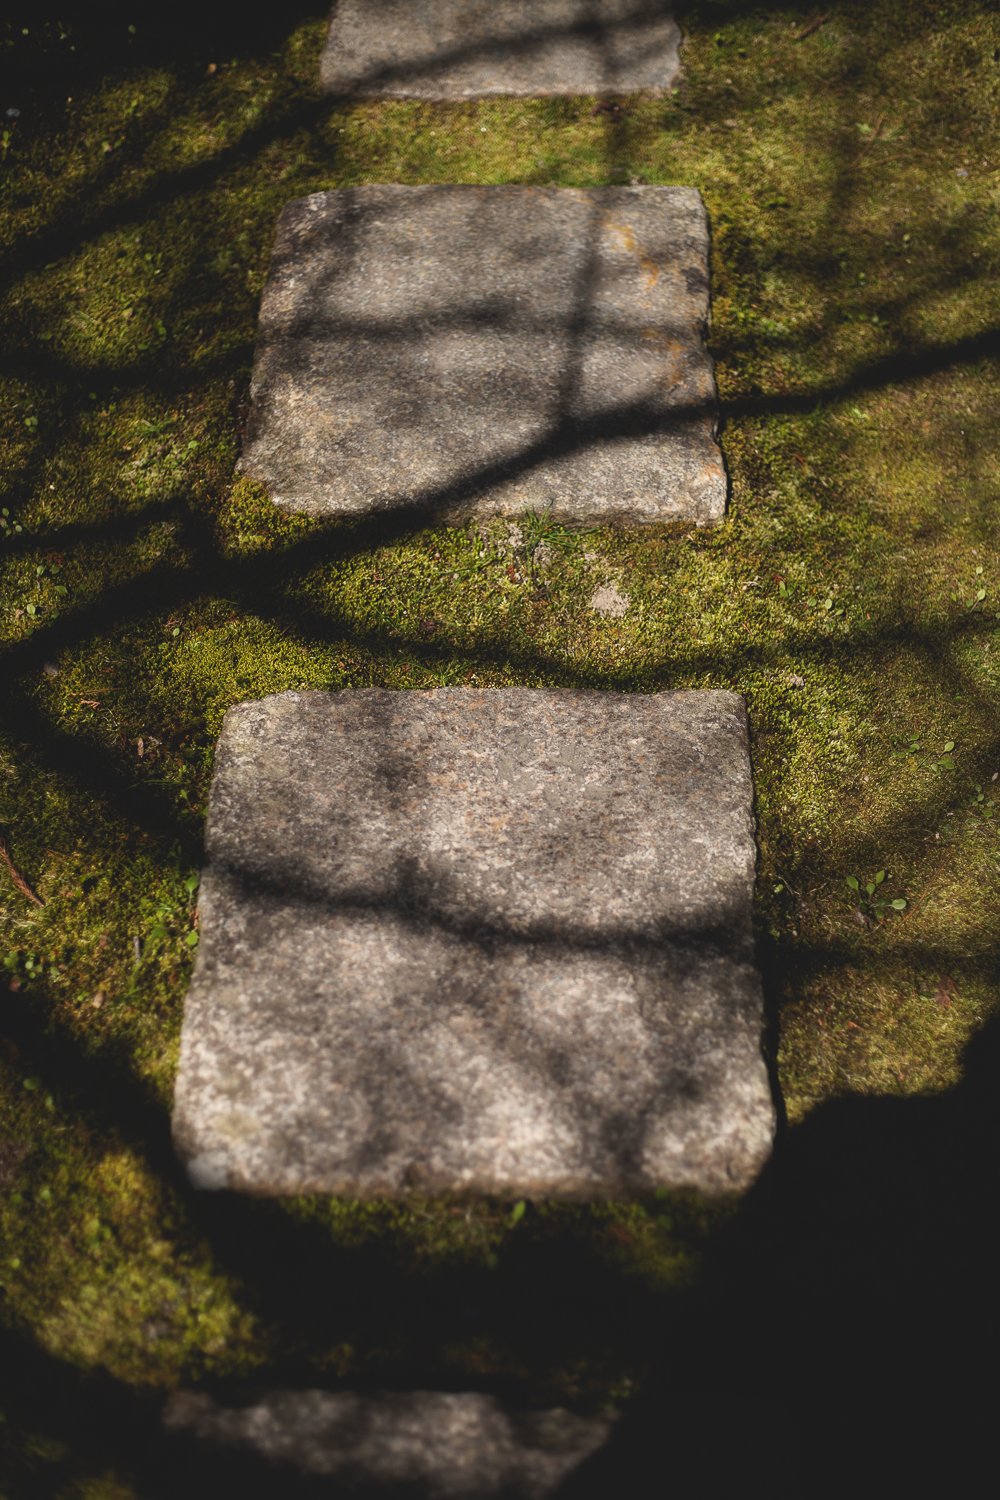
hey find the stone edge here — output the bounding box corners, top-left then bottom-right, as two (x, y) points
(319, 11), (683, 98)
(236, 185), (726, 528)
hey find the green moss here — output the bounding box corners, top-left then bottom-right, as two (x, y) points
(1, 0), (999, 1488)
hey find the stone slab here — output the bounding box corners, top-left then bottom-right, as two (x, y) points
(239, 186), (725, 526)
(321, 1), (682, 98)
(165, 1389), (611, 1496)
(172, 689), (773, 1198)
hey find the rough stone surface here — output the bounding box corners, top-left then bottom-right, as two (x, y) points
(172, 689), (772, 1198)
(321, 1), (682, 99)
(165, 1389), (611, 1496)
(239, 186), (725, 526)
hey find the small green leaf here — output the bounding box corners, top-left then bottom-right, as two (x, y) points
(773, 883), (784, 894)
(509, 1200), (526, 1226)
(185, 929), (199, 948)
(943, 741), (955, 752)
(846, 875), (860, 891)
(938, 755), (955, 770)
(25, 602), (36, 616)
(184, 873), (199, 895)
(874, 870), (886, 885)
(864, 881), (875, 896)
(890, 898), (907, 911)
(823, 597), (833, 611)
(975, 589), (986, 602)
(22, 1077), (39, 1091)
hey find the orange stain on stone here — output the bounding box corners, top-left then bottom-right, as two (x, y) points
(603, 218), (661, 290)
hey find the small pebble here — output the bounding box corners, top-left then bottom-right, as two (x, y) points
(5, 107), (20, 119)
(589, 583), (629, 619)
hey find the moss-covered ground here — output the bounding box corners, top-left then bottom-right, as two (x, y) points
(0, 1), (998, 1492)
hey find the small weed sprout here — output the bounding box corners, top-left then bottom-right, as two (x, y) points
(845, 869), (907, 918)
(520, 509), (592, 557)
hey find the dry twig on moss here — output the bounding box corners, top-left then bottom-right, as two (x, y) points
(853, 111), (887, 166)
(0, 830), (44, 908)
(795, 13), (830, 41)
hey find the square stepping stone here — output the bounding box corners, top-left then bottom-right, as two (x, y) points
(165, 1389), (611, 1496)
(239, 186), (725, 526)
(172, 689), (773, 1198)
(321, 1), (682, 98)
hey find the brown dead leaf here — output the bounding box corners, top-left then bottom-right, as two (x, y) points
(934, 976), (959, 1010)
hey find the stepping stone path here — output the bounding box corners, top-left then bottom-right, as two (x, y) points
(321, 0), (682, 98)
(166, 1389), (611, 1497)
(170, 6), (773, 1485)
(240, 186), (724, 526)
(173, 689), (773, 1197)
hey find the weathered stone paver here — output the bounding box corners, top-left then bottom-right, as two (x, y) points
(172, 689), (773, 1198)
(165, 1389), (611, 1496)
(239, 186), (725, 526)
(321, 0), (682, 99)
